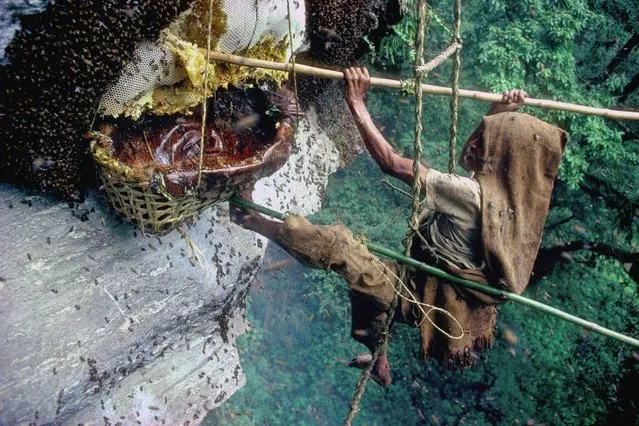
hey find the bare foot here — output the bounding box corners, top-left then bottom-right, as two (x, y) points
(348, 352), (392, 387)
(349, 352), (372, 369)
(228, 188), (283, 241)
(229, 187), (259, 228)
(229, 202), (256, 228)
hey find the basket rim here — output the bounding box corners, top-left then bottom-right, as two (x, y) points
(89, 136), (138, 182)
(89, 118), (293, 181)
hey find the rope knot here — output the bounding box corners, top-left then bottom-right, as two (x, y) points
(399, 78), (416, 97)
(414, 61), (427, 79)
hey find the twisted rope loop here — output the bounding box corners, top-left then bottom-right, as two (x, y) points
(371, 258), (463, 338)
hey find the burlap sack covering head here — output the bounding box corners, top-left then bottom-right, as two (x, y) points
(413, 112), (567, 368)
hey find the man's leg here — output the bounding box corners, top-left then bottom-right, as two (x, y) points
(230, 198), (396, 386)
(348, 291), (392, 386)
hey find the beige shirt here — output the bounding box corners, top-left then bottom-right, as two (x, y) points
(417, 169), (484, 271)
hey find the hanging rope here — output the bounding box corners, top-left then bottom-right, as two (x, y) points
(221, 0), (638, 420)
(194, 0), (632, 421)
(197, 0), (215, 189)
(344, 1), (430, 425)
(286, 0), (301, 130)
(448, 0), (462, 174)
(398, 42), (459, 97)
(408, 0), (429, 221)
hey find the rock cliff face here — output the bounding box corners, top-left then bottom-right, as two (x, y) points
(0, 1), (48, 62)
(0, 108), (339, 424)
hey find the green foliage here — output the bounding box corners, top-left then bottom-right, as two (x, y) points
(467, 0), (638, 188)
(385, 0), (639, 188)
(311, 154), (410, 250)
(378, 16), (418, 66)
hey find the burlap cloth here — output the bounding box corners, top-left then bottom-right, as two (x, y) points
(278, 215), (398, 351)
(278, 112), (567, 367)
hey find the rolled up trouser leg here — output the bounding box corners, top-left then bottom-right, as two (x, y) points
(278, 215), (399, 350)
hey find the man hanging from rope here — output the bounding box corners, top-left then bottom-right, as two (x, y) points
(231, 66), (567, 386)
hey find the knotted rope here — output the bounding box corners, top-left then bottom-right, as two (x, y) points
(344, 1), (430, 424)
(448, 0), (462, 173)
(231, 195), (639, 350)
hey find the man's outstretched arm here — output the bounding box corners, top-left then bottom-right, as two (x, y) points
(345, 66), (528, 184)
(344, 67), (428, 188)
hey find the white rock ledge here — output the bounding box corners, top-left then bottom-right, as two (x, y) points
(0, 108), (339, 425)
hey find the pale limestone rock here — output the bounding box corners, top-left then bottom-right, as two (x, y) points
(0, 109), (339, 425)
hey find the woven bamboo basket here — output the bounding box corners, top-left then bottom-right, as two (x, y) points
(90, 137), (226, 236)
(90, 106), (294, 236)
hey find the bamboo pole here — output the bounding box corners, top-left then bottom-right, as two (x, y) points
(229, 196), (639, 349)
(208, 51), (639, 121)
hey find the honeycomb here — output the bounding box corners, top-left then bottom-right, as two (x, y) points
(99, 0), (308, 120)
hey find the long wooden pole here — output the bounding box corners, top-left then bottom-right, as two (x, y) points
(208, 51), (639, 121)
(229, 196), (639, 349)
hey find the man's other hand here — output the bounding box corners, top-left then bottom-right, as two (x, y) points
(488, 89), (528, 115)
(344, 66), (371, 107)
